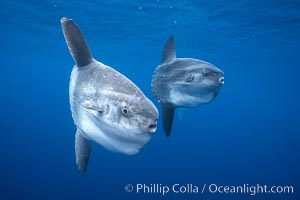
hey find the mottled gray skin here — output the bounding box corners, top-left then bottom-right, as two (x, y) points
(61, 17), (158, 173)
(151, 36), (224, 137)
(70, 62), (158, 155)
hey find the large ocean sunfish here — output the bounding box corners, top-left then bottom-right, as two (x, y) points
(151, 36), (224, 137)
(61, 17), (158, 173)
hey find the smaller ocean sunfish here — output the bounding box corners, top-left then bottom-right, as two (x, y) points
(151, 35), (224, 137)
(61, 17), (158, 173)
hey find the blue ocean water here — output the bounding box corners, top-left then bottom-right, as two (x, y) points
(1, 0), (299, 199)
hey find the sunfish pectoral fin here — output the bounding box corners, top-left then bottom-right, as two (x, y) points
(162, 35), (176, 63)
(61, 17), (93, 67)
(75, 129), (91, 173)
(162, 104), (175, 137)
(81, 100), (110, 115)
(81, 100), (99, 110)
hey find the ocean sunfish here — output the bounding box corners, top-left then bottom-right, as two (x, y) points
(61, 17), (158, 173)
(151, 35), (224, 137)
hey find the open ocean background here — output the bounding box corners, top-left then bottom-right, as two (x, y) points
(0, 0), (299, 199)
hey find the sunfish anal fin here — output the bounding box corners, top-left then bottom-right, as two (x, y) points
(162, 35), (176, 63)
(61, 17), (93, 67)
(75, 129), (91, 173)
(162, 105), (175, 137)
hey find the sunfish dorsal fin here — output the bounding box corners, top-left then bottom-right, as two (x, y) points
(61, 17), (93, 67)
(162, 35), (176, 63)
(75, 129), (91, 173)
(162, 104), (175, 137)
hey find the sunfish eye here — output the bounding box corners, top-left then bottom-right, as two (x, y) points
(121, 107), (129, 116)
(203, 71), (209, 77)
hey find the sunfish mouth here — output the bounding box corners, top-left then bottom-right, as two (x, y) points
(218, 77), (224, 84)
(148, 122), (157, 133)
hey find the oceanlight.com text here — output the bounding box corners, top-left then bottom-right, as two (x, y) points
(124, 183), (294, 196)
